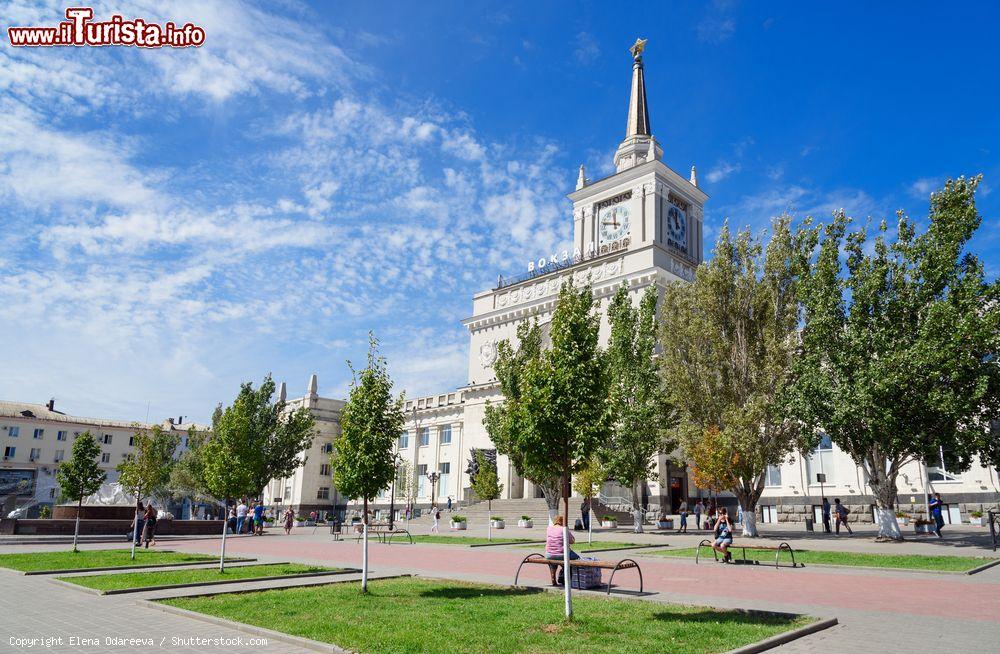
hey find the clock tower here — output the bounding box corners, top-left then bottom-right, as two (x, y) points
(569, 38), (706, 269)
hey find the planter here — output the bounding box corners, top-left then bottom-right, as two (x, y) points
(517, 520), (533, 528)
(295, 520), (316, 528)
(656, 519), (674, 530)
(896, 516), (909, 526)
(490, 520), (505, 529)
(601, 520), (617, 529)
(970, 517), (983, 527)
(450, 521), (467, 531)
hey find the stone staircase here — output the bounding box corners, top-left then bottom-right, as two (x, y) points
(406, 496), (638, 528)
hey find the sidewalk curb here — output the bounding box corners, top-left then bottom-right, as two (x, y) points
(966, 558), (1000, 575)
(142, 573), (413, 601)
(53, 567), (358, 595)
(724, 617), (839, 654)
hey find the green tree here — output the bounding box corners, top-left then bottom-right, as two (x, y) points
(506, 282), (610, 619)
(660, 218), (811, 537)
(602, 285), (675, 533)
(331, 335), (405, 592)
(117, 425), (180, 559)
(789, 177), (1000, 540)
(485, 320), (563, 523)
(169, 427), (216, 507)
(56, 431), (106, 552)
(470, 450), (503, 541)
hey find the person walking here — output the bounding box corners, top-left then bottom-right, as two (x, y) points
(227, 506), (237, 534)
(834, 498), (853, 535)
(141, 502), (158, 548)
(694, 499), (703, 531)
(580, 497), (591, 531)
(430, 505), (441, 533)
(447, 496), (453, 512)
(678, 499), (689, 533)
(235, 499), (248, 535)
(283, 507), (295, 535)
(545, 515), (579, 585)
(929, 493), (945, 538)
(711, 507), (734, 563)
(822, 498), (832, 533)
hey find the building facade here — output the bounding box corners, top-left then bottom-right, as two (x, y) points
(267, 40), (999, 525)
(0, 399), (199, 518)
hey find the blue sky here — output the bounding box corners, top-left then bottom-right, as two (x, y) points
(2, 1), (998, 423)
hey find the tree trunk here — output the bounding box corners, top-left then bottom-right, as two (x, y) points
(218, 500), (229, 572)
(72, 497), (82, 552)
(631, 482), (643, 534)
(736, 491), (760, 537)
(865, 457), (903, 541)
(361, 496), (369, 593)
(561, 472), (572, 620)
(540, 481), (560, 525)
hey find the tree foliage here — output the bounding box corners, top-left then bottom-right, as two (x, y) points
(572, 454), (604, 499)
(57, 431), (106, 505)
(601, 285), (675, 531)
(169, 428), (215, 504)
(117, 424), (180, 503)
(659, 217), (810, 536)
(688, 425), (738, 493)
(470, 450), (502, 504)
(788, 176), (1000, 540)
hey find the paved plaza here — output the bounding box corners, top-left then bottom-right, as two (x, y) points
(3, 524), (1000, 653)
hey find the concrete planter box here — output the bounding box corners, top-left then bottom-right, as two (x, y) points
(450, 521), (468, 530)
(601, 520), (617, 529)
(518, 520), (533, 528)
(656, 519), (674, 530)
(490, 520), (505, 529)
(970, 517), (984, 526)
(914, 522), (934, 534)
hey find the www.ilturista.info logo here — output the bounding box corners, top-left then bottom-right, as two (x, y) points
(7, 7), (206, 48)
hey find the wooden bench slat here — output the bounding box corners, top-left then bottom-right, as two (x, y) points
(520, 559), (637, 570)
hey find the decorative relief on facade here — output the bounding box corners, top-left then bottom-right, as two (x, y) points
(494, 258), (627, 310)
(479, 340), (498, 368)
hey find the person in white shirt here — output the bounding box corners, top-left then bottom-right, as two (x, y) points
(430, 505), (440, 533)
(236, 501), (248, 534)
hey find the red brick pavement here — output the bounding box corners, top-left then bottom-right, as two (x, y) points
(172, 536), (1000, 622)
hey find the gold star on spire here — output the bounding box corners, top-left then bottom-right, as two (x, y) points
(629, 38), (647, 60)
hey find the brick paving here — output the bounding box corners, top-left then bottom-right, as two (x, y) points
(3, 530), (1000, 652)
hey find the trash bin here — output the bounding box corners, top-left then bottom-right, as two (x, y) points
(804, 517), (814, 532)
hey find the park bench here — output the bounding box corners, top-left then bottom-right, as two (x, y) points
(352, 523), (413, 545)
(695, 539), (800, 569)
(513, 553), (643, 595)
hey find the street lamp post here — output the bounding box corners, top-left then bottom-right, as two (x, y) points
(428, 471), (441, 509)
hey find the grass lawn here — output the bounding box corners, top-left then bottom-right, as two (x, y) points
(0, 549), (227, 573)
(406, 535), (540, 546)
(162, 577), (809, 654)
(59, 563), (335, 592)
(646, 547), (993, 572)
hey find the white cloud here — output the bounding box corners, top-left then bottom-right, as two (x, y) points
(706, 161), (741, 184)
(573, 32), (601, 64)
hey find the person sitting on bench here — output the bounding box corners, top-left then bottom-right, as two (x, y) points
(546, 515), (580, 585)
(711, 507), (734, 563)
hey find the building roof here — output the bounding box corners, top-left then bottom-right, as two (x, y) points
(0, 400), (206, 432)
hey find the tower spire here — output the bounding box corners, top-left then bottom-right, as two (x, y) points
(625, 38), (650, 138)
(614, 38), (660, 172)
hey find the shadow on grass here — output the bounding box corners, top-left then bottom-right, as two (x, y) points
(418, 585), (545, 600)
(650, 608), (800, 627)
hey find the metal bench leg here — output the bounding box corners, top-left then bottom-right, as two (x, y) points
(607, 559), (641, 595)
(514, 553), (545, 587)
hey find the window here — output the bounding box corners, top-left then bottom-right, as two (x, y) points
(438, 462), (450, 494)
(57, 431), (67, 441)
(49, 488), (56, 499)
(8, 426), (18, 438)
(419, 427), (430, 447)
(320, 463), (331, 476)
(129, 436), (135, 446)
(805, 434), (835, 484)
(54, 450), (65, 462)
(122, 453), (132, 461)
(30, 448), (41, 461)
(3, 446), (14, 458)
(417, 464), (428, 496)
(399, 431), (409, 449)
(33, 428), (44, 440)
(927, 446), (961, 482)
(761, 505), (779, 523)
(323, 443), (333, 453)
(101, 453), (111, 464)
(102, 434), (113, 445)
(439, 462), (450, 475)
(284, 485), (292, 500)
(317, 487), (330, 500)
(440, 425), (452, 445)
(765, 465), (782, 487)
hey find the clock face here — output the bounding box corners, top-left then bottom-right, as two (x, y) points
(599, 203), (630, 244)
(667, 204), (687, 250)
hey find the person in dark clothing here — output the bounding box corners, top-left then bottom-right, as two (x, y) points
(834, 498), (853, 535)
(580, 498), (591, 530)
(822, 498), (832, 533)
(929, 493), (945, 538)
(142, 503), (157, 548)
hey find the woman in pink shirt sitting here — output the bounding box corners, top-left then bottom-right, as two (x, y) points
(545, 515), (579, 585)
